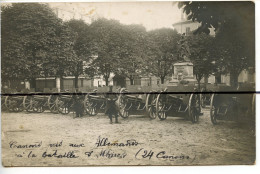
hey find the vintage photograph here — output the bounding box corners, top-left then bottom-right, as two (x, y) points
(1, 1), (255, 166)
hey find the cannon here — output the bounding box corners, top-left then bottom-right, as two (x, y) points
(118, 85), (166, 119)
(4, 94), (25, 112)
(83, 87), (108, 116)
(118, 86), (147, 118)
(200, 84), (224, 108)
(55, 92), (75, 115)
(23, 94), (50, 113)
(154, 85), (201, 123)
(22, 88), (59, 113)
(210, 84), (255, 125)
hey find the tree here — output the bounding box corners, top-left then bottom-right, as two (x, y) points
(66, 19), (92, 89)
(116, 24), (147, 85)
(186, 33), (215, 90)
(145, 28), (181, 84)
(88, 18), (123, 86)
(1, 3), (75, 89)
(178, 1), (255, 87)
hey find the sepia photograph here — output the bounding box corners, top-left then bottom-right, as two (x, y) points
(1, 1), (256, 167)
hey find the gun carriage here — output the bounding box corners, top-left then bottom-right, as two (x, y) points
(118, 85), (148, 118)
(118, 85), (166, 119)
(54, 90), (76, 115)
(83, 87), (109, 116)
(4, 90), (27, 112)
(154, 85), (201, 123)
(210, 84), (255, 125)
(23, 89), (58, 113)
(200, 84), (221, 108)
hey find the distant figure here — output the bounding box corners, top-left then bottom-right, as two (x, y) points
(73, 91), (85, 118)
(105, 86), (119, 124)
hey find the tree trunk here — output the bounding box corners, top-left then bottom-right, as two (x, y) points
(105, 77), (109, 86)
(204, 74), (209, 89)
(230, 72), (239, 88)
(198, 80), (201, 92)
(160, 77), (165, 84)
(130, 78), (134, 85)
(60, 75), (64, 91)
(74, 75), (79, 89)
(196, 74), (202, 92)
(30, 78), (36, 90)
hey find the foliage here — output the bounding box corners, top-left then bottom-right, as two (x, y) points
(87, 18), (127, 86)
(66, 19), (92, 88)
(186, 33), (215, 89)
(178, 1), (255, 87)
(1, 3), (75, 88)
(145, 28), (181, 84)
(116, 24), (147, 85)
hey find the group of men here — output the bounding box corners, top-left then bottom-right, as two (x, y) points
(73, 86), (119, 124)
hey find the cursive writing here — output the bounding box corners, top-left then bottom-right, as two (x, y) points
(135, 148), (190, 161)
(97, 149), (127, 159)
(42, 150), (79, 158)
(9, 141), (42, 148)
(95, 136), (139, 147)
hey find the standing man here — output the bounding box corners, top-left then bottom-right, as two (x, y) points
(73, 91), (85, 118)
(105, 86), (119, 124)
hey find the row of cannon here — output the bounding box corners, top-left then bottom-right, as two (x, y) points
(1, 84), (255, 125)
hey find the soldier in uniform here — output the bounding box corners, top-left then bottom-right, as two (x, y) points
(105, 86), (119, 124)
(73, 91), (85, 118)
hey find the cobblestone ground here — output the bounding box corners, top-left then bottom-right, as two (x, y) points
(1, 108), (255, 166)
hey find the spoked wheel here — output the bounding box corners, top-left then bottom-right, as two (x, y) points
(23, 96), (34, 112)
(1, 96), (8, 112)
(48, 95), (58, 113)
(6, 96), (24, 112)
(188, 94), (200, 123)
(210, 94), (218, 125)
(84, 95), (97, 116)
(34, 102), (46, 113)
(118, 95), (129, 118)
(145, 93), (157, 119)
(156, 94), (167, 120)
(56, 98), (70, 115)
(37, 103), (46, 113)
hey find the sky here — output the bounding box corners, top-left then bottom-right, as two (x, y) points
(48, 2), (183, 31)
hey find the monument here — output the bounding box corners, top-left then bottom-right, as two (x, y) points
(169, 35), (196, 85)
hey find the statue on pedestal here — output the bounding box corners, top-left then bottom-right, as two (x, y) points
(177, 34), (191, 62)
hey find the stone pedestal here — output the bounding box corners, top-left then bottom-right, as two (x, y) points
(169, 62), (196, 85)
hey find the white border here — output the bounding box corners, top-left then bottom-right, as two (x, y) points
(0, 0), (259, 174)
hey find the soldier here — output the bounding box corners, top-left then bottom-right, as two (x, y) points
(73, 91), (85, 118)
(105, 86), (119, 124)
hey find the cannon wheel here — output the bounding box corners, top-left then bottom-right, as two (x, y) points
(210, 94), (218, 125)
(56, 96), (71, 115)
(188, 94), (200, 123)
(1, 96), (8, 111)
(23, 96), (34, 112)
(155, 93), (167, 120)
(84, 95), (97, 116)
(48, 95), (58, 113)
(5, 96), (24, 112)
(118, 94), (129, 118)
(34, 100), (46, 113)
(145, 93), (157, 119)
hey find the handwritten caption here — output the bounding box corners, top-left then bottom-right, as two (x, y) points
(9, 136), (190, 161)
